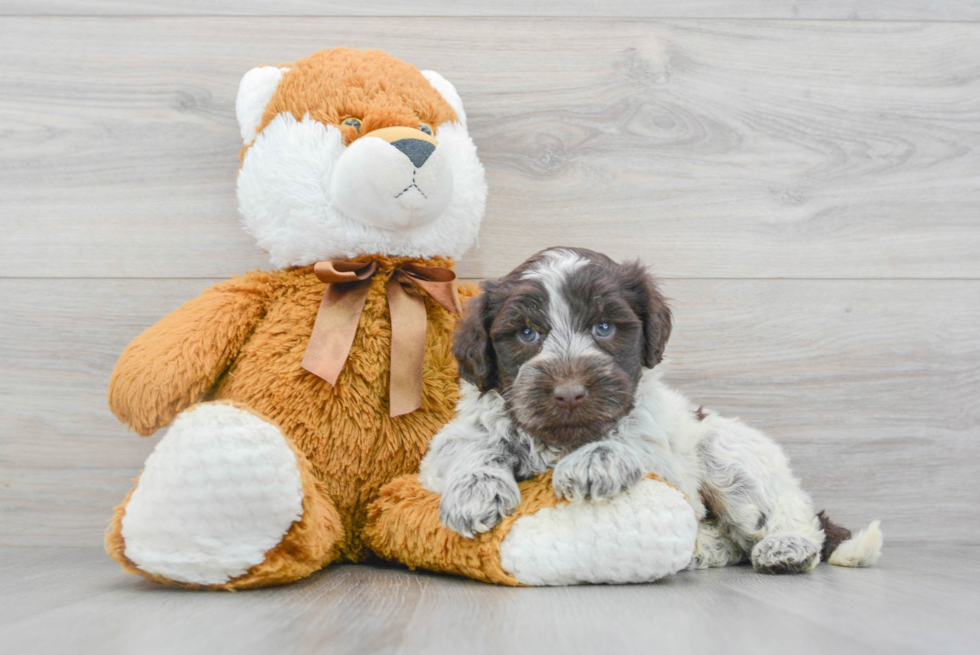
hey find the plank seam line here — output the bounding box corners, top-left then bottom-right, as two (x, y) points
(2, 277), (979, 282)
(0, 15), (978, 24)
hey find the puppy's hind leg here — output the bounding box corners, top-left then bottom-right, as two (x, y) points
(689, 518), (746, 570)
(698, 417), (824, 574)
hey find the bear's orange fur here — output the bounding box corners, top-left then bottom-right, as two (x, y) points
(107, 256), (478, 588)
(242, 47), (458, 160)
(106, 48), (484, 589)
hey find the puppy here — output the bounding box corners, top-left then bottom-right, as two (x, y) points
(421, 247), (882, 573)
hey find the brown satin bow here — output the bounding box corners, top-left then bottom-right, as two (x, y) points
(301, 260), (462, 417)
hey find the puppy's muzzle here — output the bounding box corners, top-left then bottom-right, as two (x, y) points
(511, 355), (634, 449)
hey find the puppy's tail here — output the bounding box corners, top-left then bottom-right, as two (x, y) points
(817, 510), (883, 568)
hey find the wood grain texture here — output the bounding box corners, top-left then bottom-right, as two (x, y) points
(0, 546), (978, 655)
(2, 1), (980, 20)
(2, 278), (977, 547)
(0, 6), (977, 650)
(1, 17), (979, 279)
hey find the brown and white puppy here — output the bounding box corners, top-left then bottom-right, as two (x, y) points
(456, 246), (671, 453)
(420, 247), (883, 574)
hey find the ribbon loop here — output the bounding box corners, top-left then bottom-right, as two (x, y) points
(396, 263), (463, 316)
(312, 259), (378, 284)
(301, 259), (460, 417)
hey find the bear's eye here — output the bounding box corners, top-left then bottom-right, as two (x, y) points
(419, 122), (434, 136)
(341, 117), (362, 132)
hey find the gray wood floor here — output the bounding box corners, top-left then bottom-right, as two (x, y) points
(1, 545), (978, 655)
(1, 1), (979, 653)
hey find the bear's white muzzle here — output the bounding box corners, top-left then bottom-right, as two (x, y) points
(330, 127), (454, 231)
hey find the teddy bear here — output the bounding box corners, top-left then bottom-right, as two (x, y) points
(105, 47), (486, 589)
(105, 47), (698, 590)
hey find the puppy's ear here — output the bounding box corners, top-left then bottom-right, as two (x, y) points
(619, 261), (672, 367)
(452, 283), (498, 391)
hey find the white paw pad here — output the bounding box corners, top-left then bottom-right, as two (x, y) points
(499, 479), (698, 585)
(121, 403), (304, 585)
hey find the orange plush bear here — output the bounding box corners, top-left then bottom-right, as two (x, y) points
(105, 48), (487, 588)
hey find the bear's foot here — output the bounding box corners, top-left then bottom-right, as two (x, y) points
(106, 402), (343, 589)
(364, 472), (698, 586)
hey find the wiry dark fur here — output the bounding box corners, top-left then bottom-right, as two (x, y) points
(817, 510), (853, 560)
(427, 247), (879, 571)
(453, 247), (672, 449)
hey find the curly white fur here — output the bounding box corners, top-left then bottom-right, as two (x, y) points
(829, 520), (884, 567)
(424, 372), (882, 574)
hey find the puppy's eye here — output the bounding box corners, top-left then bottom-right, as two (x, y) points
(341, 117), (362, 132)
(592, 322), (615, 339)
(419, 122), (434, 136)
(517, 327), (540, 344)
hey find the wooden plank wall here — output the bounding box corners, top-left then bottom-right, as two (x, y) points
(1, 2), (978, 548)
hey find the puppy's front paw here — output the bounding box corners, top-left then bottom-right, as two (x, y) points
(752, 533), (820, 574)
(553, 443), (643, 502)
(439, 471), (521, 538)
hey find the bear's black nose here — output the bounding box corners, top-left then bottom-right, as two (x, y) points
(391, 138), (435, 168)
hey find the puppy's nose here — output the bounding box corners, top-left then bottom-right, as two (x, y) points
(391, 138), (435, 168)
(553, 381), (587, 409)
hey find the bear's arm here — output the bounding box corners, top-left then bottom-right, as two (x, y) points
(107, 272), (276, 436)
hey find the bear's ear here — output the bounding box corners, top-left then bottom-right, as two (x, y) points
(236, 66), (289, 145)
(420, 70), (467, 126)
